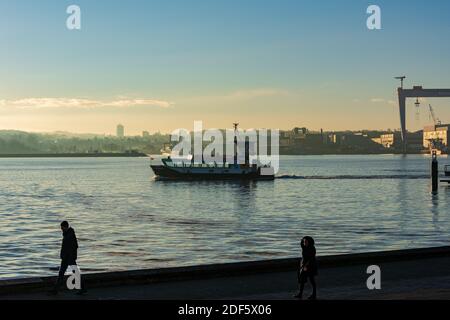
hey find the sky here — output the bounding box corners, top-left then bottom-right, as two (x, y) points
(1, 0), (450, 135)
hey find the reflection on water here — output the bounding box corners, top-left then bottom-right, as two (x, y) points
(430, 193), (440, 229)
(0, 155), (449, 279)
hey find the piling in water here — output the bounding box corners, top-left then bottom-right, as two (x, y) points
(432, 151), (439, 193)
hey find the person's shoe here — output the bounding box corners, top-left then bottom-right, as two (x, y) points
(76, 289), (88, 296)
(293, 292), (303, 299)
(47, 289), (58, 296)
(307, 294), (317, 300)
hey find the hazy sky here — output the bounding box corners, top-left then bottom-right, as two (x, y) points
(1, 0), (450, 135)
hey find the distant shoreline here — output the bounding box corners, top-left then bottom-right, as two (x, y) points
(0, 152), (438, 158)
(0, 153), (148, 158)
(280, 151), (427, 156)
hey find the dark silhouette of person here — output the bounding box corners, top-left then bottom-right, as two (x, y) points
(294, 236), (317, 300)
(49, 221), (86, 295)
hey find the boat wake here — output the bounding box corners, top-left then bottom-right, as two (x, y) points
(276, 174), (430, 180)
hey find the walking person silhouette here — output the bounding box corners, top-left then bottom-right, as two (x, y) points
(49, 221), (87, 295)
(294, 236), (317, 300)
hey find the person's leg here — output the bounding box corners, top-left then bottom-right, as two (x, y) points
(80, 275), (86, 291)
(52, 260), (69, 293)
(294, 273), (306, 299)
(308, 275), (317, 299)
(77, 263), (87, 294)
(299, 281), (305, 297)
(293, 281), (305, 299)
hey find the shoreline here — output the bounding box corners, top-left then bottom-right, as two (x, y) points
(1, 246), (449, 297)
(0, 153), (444, 158)
(0, 153), (148, 158)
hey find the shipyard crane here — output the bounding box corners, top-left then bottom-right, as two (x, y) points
(428, 104), (442, 126)
(396, 76), (450, 152)
(395, 76), (406, 89)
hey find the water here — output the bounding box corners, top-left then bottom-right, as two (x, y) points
(0, 155), (449, 280)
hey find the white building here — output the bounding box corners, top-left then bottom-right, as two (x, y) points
(423, 124), (450, 150)
(116, 124), (125, 138)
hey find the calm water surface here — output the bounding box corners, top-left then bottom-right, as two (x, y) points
(0, 155), (449, 279)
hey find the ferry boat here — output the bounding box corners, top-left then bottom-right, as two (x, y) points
(151, 159), (275, 180)
(150, 124), (275, 180)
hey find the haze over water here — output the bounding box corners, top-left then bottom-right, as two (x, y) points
(1, 155), (449, 280)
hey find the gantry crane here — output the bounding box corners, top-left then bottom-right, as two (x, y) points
(396, 76), (450, 153)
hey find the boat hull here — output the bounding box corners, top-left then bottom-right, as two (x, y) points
(151, 165), (274, 181)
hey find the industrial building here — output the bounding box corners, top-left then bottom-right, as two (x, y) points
(423, 124), (450, 152)
(371, 131), (423, 152)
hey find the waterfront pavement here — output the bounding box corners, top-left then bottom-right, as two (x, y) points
(2, 256), (450, 300)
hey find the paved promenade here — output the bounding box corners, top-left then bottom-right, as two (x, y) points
(2, 249), (450, 300)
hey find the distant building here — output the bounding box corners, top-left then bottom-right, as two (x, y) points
(142, 131), (150, 137)
(117, 124), (125, 138)
(408, 131), (424, 151)
(423, 124), (450, 151)
(293, 127), (308, 135)
(304, 133), (324, 146)
(329, 133), (343, 145)
(340, 132), (370, 147)
(280, 127), (307, 146)
(372, 131), (423, 151)
(378, 133), (397, 149)
(371, 137), (382, 145)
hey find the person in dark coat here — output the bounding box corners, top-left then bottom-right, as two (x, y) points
(49, 221), (86, 295)
(294, 236), (317, 300)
